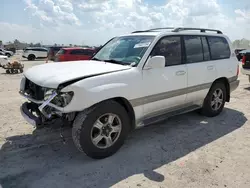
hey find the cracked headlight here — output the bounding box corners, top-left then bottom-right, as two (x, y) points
(44, 89), (74, 107)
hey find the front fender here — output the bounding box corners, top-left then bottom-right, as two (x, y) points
(62, 82), (132, 113)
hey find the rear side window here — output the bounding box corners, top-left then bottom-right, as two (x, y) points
(85, 50), (95, 56)
(207, 36), (230, 60)
(183, 36), (203, 63)
(70, 49), (85, 55)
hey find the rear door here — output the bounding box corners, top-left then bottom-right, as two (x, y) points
(184, 35), (217, 104)
(40, 48), (48, 58)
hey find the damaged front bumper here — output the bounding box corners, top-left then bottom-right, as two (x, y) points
(20, 102), (42, 126)
(19, 91), (64, 126)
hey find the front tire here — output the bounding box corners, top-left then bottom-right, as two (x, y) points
(201, 82), (226, 117)
(72, 100), (130, 159)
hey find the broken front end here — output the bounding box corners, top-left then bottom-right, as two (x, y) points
(19, 77), (76, 127)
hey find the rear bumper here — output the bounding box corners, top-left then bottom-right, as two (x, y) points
(230, 80), (240, 93)
(20, 102), (42, 126)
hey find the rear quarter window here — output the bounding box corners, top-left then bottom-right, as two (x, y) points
(207, 36), (230, 60)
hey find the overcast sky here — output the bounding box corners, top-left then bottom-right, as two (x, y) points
(0, 0), (250, 46)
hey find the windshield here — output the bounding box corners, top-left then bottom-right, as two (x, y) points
(93, 35), (155, 66)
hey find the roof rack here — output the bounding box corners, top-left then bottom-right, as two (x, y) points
(172, 27), (223, 34)
(131, 27), (175, 33)
(131, 27), (223, 34)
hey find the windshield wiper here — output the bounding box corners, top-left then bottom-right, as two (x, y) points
(103, 59), (127, 65)
(91, 57), (101, 61)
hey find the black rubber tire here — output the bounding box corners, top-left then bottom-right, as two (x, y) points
(6, 70), (10, 74)
(72, 100), (130, 159)
(10, 69), (14, 74)
(6, 53), (11, 57)
(28, 54), (35, 61)
(20, 69), (23, 73)
(200, 82), (226, 117)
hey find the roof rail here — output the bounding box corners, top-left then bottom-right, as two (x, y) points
(172, 27), (223, 34)
(132, 27), (175, 33)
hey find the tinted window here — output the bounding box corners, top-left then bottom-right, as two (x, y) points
(207, 36), (230, 60)
(151, 36), (182, 66)
(201, 37), (210, 61)
(85, 50), (95, 56)
(57, 49), (66, 55)
(184, 36), (203, 63)
(31, 48), (47, 52)
(70, 49), (84, 55)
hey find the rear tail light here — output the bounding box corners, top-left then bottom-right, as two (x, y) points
(242, 55), (246, 65)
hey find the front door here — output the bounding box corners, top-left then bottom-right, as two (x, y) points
(142, 36), (188, 117)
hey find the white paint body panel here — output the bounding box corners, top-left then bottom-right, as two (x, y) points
(0, 55), (9, 66)
(24, 60), (131, 88)
(142, 64), (188, 116)
(21, 30), (240, 128)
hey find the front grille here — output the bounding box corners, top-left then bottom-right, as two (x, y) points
(24, 79), (45, 100)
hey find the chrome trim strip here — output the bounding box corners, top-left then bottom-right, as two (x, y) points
(129, 76), (237, 107)
(130, 82), (211, 107)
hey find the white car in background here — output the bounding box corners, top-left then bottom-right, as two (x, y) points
(22, 47), (48, 61)
(19, 27), (239, 159)
(0, 55), (9, 67)
(0, 48), (14, 57)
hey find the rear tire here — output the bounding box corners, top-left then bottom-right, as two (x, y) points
(72, 100), (130, 159)
(200, 82), (226, 117)
(28, 54), (35, 61)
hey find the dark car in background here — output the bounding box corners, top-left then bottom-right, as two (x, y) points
(235, 48), (246, 61)
(241, 51), (250, 83)
(54, 47), (96, 62)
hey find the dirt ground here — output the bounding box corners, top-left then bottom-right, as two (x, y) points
(0, 56), (250, 188)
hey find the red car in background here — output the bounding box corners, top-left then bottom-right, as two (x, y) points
(54, 47), (96, 62)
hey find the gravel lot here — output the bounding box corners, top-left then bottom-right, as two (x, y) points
(0, 56), (250, 188)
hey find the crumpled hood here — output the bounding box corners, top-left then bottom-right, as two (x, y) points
(24, 60), (131, 88)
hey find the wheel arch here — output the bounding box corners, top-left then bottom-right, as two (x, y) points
(28, 54), (36, 58)
(89, 97), (136, 131)
(111, 97), (136, 131)
(211, 77), (230, 102)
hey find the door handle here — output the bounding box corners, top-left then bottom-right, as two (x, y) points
(176, 70), (186, 76)
(207, 65), (214, 70)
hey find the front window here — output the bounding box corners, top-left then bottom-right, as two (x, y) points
(93, 35), (155, 66)
(57, 49), (66, 55)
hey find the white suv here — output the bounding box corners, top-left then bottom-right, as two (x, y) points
(22, 47), (48, 61)
(19, 27), (240, 159)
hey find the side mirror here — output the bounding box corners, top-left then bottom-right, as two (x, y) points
(144, 56), (165, 70)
